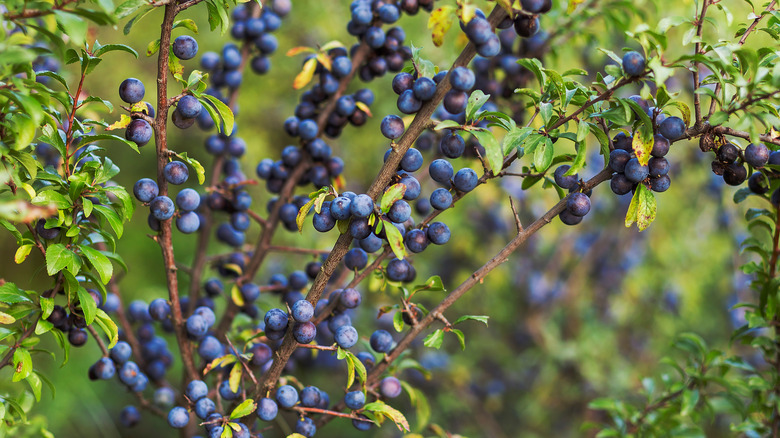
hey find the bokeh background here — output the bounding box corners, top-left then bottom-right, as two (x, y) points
(0, 0), (769, 436)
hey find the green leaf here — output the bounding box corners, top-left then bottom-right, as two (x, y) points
(76, 286), (97, 325)
(423, 329), (444, 349)
(465, 90), (490, 122)
(46, 244), (81, 276)
(411, 276), (445, 294)
(381, 184), (407, 213)
(624, 184), (657, 231)
(40, 297), (54, 320)
(78, 245), (113, 284)
(26, 372), (42, 402)
(229, 398), (256, 419)
(410, 45), (436, 78)
(450, 328), (466, 350)
(516, 58), (545, 87)
(533, 137), (554, 172)
(115, 0), (147, 18)
(471, 129), (502, 175)
(453, 315), (489, 326)
(0, 284), (31, 304)
(92, 205), (124, 238)
(363, 401), (410, 432)
(173, 19), (199, 33)
(202, 94), (235, 135)
(434, 119), (461, 131)
(93, 43), (138, 58)
(94, 309), (118, 348)
(32, 190), (72, 209)
(383, 219), (407, 260)
(12, 348), (32, 382)
(393, 311), (404, 332)
(54, 11), (88, 47)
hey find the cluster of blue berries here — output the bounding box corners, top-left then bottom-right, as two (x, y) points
(133, 160), (202, 234)
(347, 0), (415, 81)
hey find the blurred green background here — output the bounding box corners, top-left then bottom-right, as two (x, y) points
(0, 0), (769, 436)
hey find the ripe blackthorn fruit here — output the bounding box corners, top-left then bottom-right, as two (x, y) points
(345, 391), (366, 410)
(440, 131), (466, 159)
(453, 168), (478, 192)
(717, 143), (739, 163)
(430, 188), (453, 210)
(164, 161), (189, 185)
(176, 188), (200, 211)
(387, 199), (412, 223)
(748, 172), (770, 194)
(133, 178), (159, 203)
(119, 78), (145, 104)
(624, 158), (649, 183)
(648, 157), (670, 177)
(176, 212), (200, 234)
(177, 95), (202, 119)
(610, 173), (633, 195)
(651, 134), (670, 157)
(276, 385), (299, 408)
(559, 209), (583, 225)
(168, 406), (189, 428)
(650, 175), (671, 192)
(609, 149), (631, 173)
(379, 376), (402, 398)
(126, 119), (153, 146)
(335, 325), (359, 348)
(659, 116), (686, 140)
(745, 143), (770, 167)
(723, 162), (747, 186)
(622, 51), (646, 77)
(150, 196), (175, 220)
(553, 165), (578, 189)
(567, 192), (591, 217)
(450, 66), (475, 91)
(344, 248), (368, 270)
(370, 329), (393, 353)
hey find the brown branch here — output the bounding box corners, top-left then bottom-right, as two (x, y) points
(153, 3), (198, 384)
(317, 167), (614, 428)
(3, 0), (79, 20)
(255, 4), (512, 398)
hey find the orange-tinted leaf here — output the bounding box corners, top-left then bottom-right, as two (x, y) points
(286, 46), (315, 57)
(294, 58), (318, 90)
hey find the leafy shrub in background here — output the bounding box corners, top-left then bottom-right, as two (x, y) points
(0, 0), (779, 436)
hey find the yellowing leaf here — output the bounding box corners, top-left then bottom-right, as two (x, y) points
(568, 0), (586, 13)
(625, 184), (657, 231)
(632, 130), (654, 166)
(356, 101), (373, 117)
(316, 53), (332, 72)
(294, 58), (318, 90)
(286, 46), (316, 57)
(106, 114), (133, 131)
(428, 6), (456, 47)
